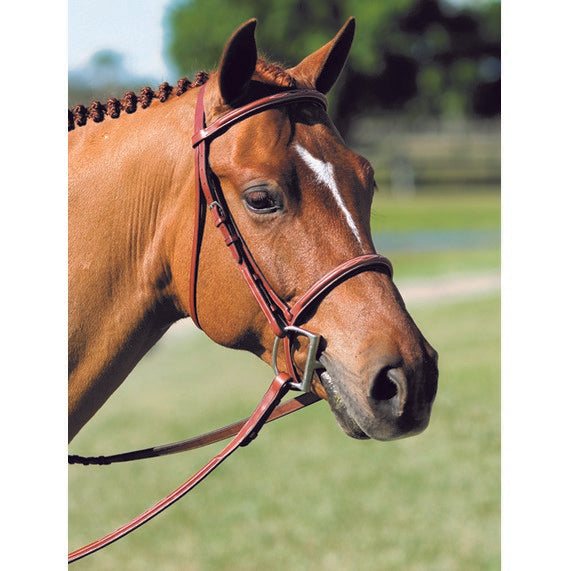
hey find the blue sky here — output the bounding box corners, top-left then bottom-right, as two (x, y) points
(68, 0), (486, 83)
(68, 0), (174, 81)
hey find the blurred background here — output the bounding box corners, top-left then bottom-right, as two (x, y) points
(69, 0), (500, 202)
(68, 1), (500, 569)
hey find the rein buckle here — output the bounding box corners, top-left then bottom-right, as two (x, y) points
(272, 325), (322, 393)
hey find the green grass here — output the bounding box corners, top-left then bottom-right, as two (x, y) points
(370, 189), (500, 279)
(69, 293), (500, 570)
(370, 190), (500, 233)
(389, 248), (500, 280)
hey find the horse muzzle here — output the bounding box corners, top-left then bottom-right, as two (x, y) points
(317, 350), (438, 441)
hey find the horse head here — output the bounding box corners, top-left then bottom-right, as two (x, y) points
(188, 19), (438, 441)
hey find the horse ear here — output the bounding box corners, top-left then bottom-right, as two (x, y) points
(218, 19), (258, 106)
(289, 18), (355, 94)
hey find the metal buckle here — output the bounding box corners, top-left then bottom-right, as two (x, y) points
(272, 325), (322, 392)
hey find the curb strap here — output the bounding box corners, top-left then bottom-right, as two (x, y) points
(68, 373), (292, 564)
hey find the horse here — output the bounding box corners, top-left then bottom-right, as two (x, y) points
(68, 18), (438, 446)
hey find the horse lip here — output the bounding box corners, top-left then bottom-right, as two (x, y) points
(318, 369), (369, 440)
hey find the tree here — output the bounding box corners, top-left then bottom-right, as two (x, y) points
(165, 0), (500, 134)
(90, 50), (126, 88)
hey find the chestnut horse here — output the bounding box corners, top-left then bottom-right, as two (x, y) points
(68, 18), (437, 445)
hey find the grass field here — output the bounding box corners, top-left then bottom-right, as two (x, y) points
(69, 190), (500, 569)
(69, 294), (500, 570)
(371, 190), (500, 233)
(372, 190), (500, 280)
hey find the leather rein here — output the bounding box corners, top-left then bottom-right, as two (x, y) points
(68, 84), (393, 563)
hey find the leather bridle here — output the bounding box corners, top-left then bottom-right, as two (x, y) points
(190, 84), (393, 391)
(68, 84), (393, 563)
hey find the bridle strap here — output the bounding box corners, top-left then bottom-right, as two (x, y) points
(189, 83), (393, 349)
(190, 86), (330, 334)
(68, 391), (319, 465)
(191, 89), (329, 148)
(68, 373), (293, 563)
(289, 254), (393, 325)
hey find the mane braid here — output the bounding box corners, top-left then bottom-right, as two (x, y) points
(68, 71), (210, 131)
(255, 59), (296, 89)
(68, 61), (295, 131)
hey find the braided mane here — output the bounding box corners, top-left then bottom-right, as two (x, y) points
(68, 60), (296, 131)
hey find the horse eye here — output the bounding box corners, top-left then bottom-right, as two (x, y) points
(243, 188), (283, 214)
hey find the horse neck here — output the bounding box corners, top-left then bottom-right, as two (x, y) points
(68, 95), (196, 440)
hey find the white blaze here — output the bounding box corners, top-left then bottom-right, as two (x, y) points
(295, 143), (363, 247)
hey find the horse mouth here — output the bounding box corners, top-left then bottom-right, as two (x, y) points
(318, 370), (370, 439)
(317, 365), (433, 441)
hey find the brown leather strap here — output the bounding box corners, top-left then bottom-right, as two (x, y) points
(290, 254), (393, 325)
(189, 82), (394, 389)
(191, 89), (328, 148)
(68, 392), (320, 465)
(68, 373), (293, 563)
(189, 85), (329, 334)
(189, 84), (393, 340)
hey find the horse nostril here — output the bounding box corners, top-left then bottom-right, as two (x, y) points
(369, 366), (400, 401)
